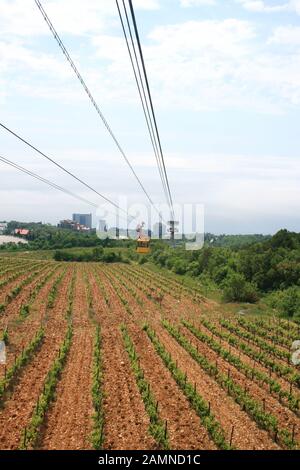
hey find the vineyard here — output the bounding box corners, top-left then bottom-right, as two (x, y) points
(0, 256), (299, 450)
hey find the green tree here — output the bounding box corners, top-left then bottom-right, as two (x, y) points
(222, 273), (259, 303)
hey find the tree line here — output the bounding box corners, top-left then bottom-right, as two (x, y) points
(148, 230), (300, 318)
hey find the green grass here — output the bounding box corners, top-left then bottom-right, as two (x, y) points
(0, 246), (131, 261)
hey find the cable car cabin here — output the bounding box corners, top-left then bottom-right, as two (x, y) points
(136, 237), (151, 254)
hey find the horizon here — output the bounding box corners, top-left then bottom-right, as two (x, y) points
(0, 217), (291, 237)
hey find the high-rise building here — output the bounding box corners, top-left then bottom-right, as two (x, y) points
(72, 213), (92, 229)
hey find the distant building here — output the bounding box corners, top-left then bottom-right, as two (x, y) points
(58, 219), (90, 232)
(14, 228), (30, 237)
(0, 222), (7, 235)
(72, 213), (92, 229)
(153, 222), (166, 239)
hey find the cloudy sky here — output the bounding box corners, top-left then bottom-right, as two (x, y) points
(0, 0), (300, 234)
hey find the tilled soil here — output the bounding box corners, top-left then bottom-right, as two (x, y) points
(0, 267), (62, 376)
(0, 261), (298, 450)
(105, 265), (217, 449)
(0, 267), (73, 450)
(39, 268), (94, 450)
(181, 324), (300, 442)
(216, 321), (299, 383)
(152, 326), (279, 450)
(100, 266), (279, 449)
(127, 323), (216, 450)
(91, 270), (156, 450)
(0, 264), (51, 326)
(198, 320), (297, 395)
(0, 265), (34, 295)
(115, 268), (299, 400)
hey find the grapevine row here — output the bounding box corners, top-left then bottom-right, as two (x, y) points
(143, 324), (231, 450)
(163, 320), (297, 450)
(121, 324), (169, 449)
(183, 320), (299, 414)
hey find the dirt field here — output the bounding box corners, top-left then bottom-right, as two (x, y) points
(0, 257), (299, 450)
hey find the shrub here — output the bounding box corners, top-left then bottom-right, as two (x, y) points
(53, 249), (123, 263)
(267, 286), (300, 318)
(172, 259), (188, 275)
(222, 272), (259, 303)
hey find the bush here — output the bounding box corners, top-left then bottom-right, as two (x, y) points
(53, 249), (123, 263)
(222, 273), (259, 303)
(172, 259), (188, 275)
(267, 286), (300, 318)
(92, 246), (104, 261)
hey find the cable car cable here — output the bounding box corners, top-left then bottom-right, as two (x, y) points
(0, 155), (98, 208)
(34, 0), (160, 218)
(0, 154), (132, 225)
(116, 0), (170, 208)
(127, 0), (175, 219)
(0, 122), (132, 220)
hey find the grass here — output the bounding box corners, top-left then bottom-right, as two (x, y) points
(0, 246), (131, 261)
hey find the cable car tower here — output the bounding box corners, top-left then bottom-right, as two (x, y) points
(168, 220), (179, 245)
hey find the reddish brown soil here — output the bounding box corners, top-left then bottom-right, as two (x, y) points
(90, 269), (156, 450)
(215, 321), (299, 383)
(0, 263), (47, 304)
(181, 324), (300, 442)
(0, 267), (62, 378)
(0, 264), (51, 328)
(0, 261), (298, 450)
(127, 323), (216, 450)
(236, 321), (292, 353)
(194, 320), (299, 399)
(39, 267), (94, 450)
(0, 267), (73, 450)
(102, 270), (216, 450)
(111, 266), (299, 398)
(154, 326), (279, 450)
(104, 267), (279, 450)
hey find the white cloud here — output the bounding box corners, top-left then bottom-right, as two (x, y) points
(0, 40), (70, 77)
(143, 19), (300, 111)
(239, 1), (288, 12)
(288, 0), (300, 14)
(134, 0), (160, 9)
(268, 25), (300, 45)
(237, 0), (300, 14)
(0, 0), (160, 38)
(180, 0), (216, 7)
(149, 19), (255, 54)
(2, 14), (300, 113)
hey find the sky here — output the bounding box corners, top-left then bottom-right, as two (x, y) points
(0, 0), (300, 234)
